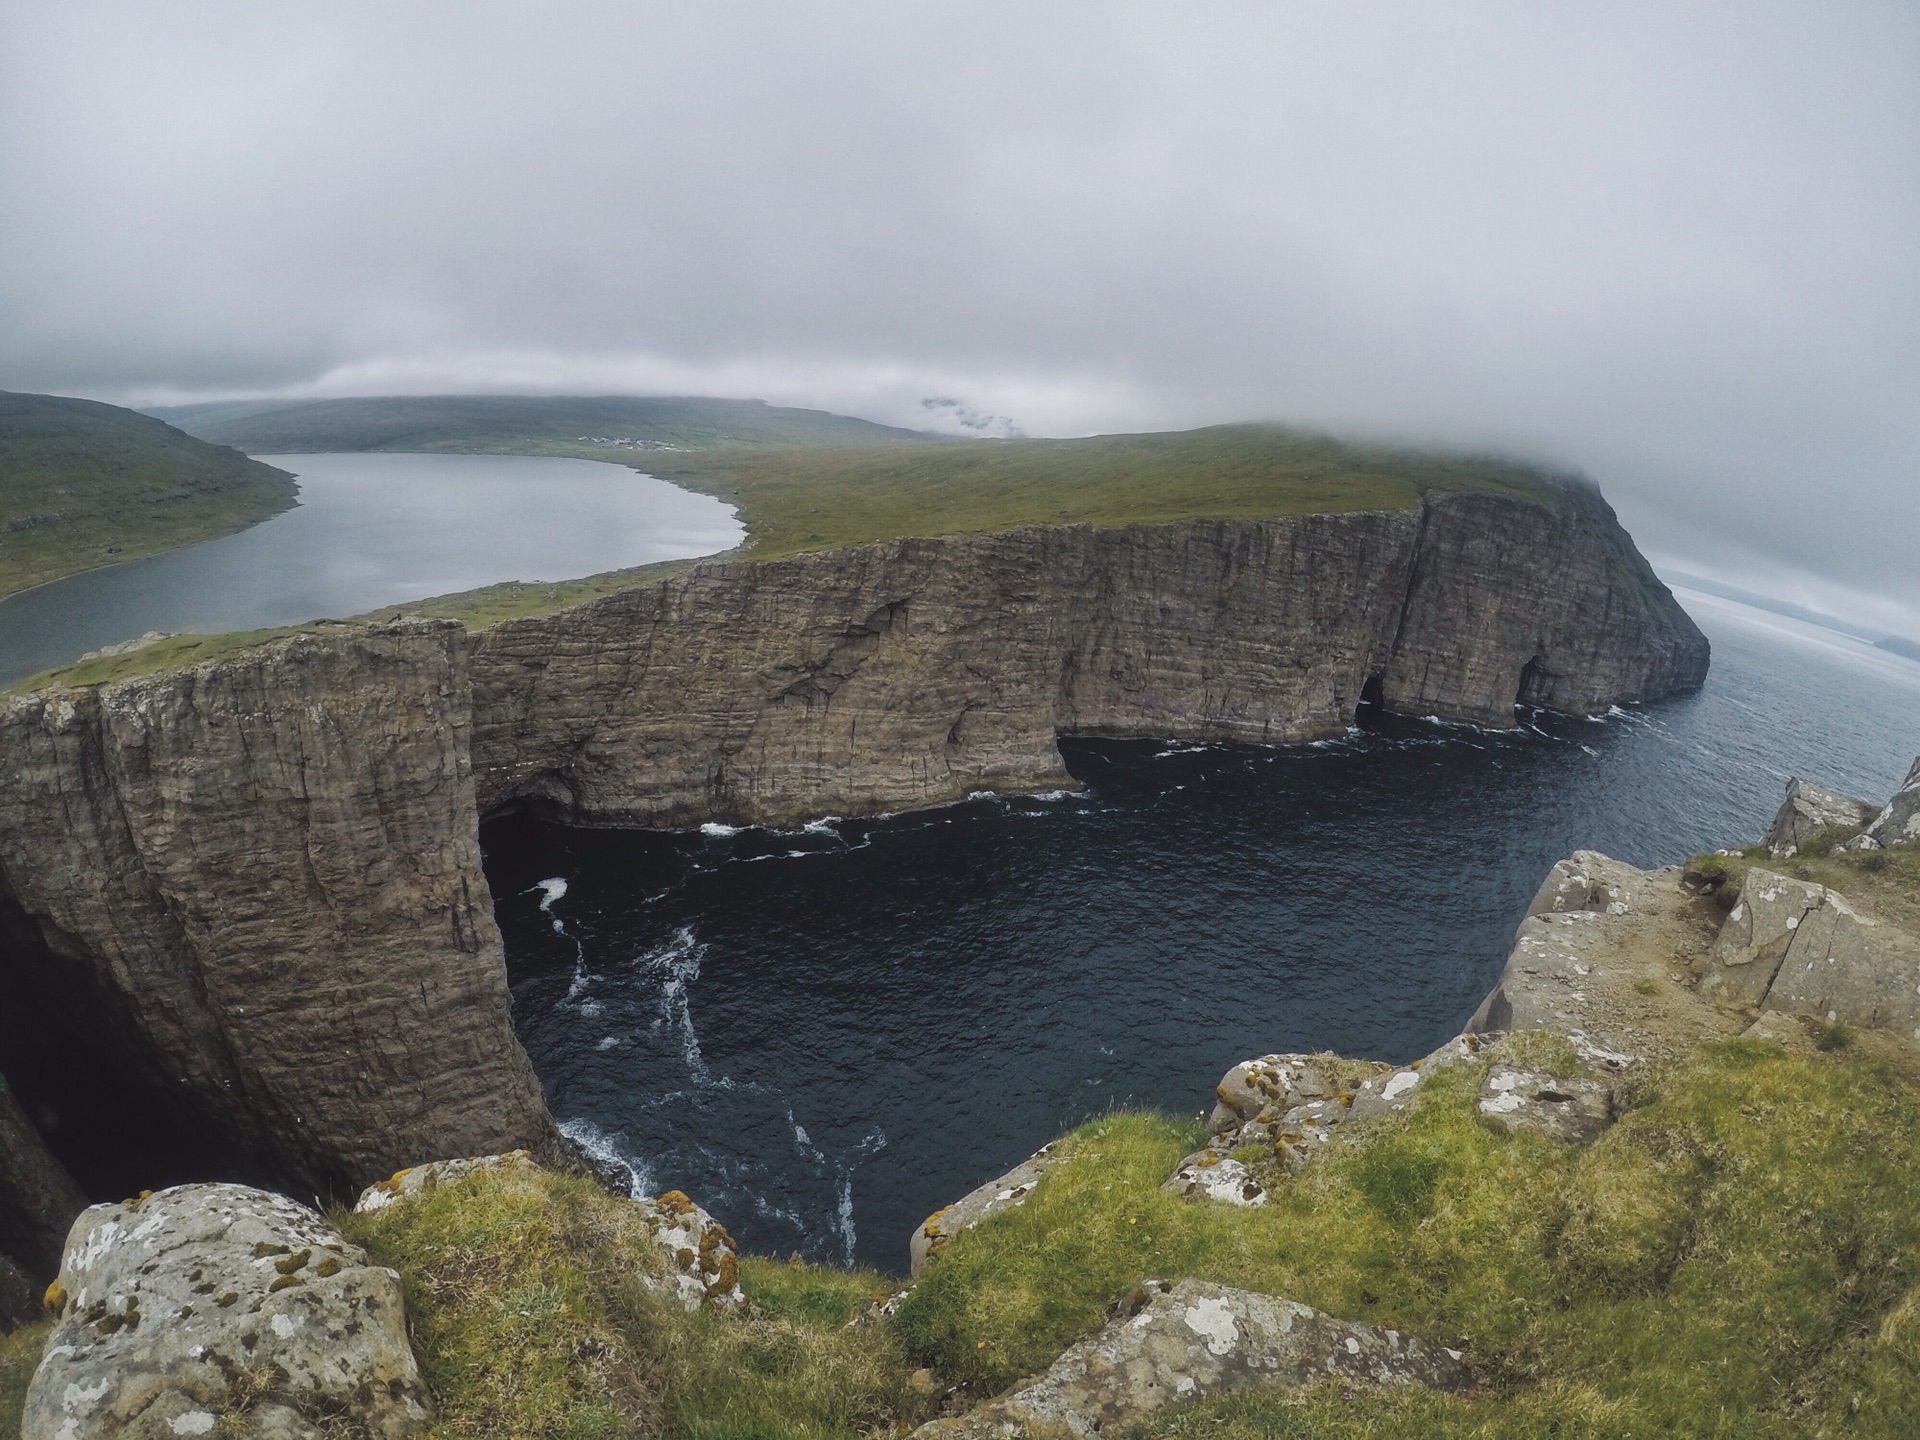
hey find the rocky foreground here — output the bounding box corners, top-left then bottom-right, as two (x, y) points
(6, 759), (1919, 1437)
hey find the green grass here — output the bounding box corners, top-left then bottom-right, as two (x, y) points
(0, 390), (296, 597)
(1, 1319), (51, 1435)
(603, 423), (1567, 561)
(335, 1163), (927, 1439)
(895, 1037), (1920, 1436)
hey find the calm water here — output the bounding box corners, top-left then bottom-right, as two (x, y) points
(0, 453), (741, 685)
(487, 588), (1920, 1273)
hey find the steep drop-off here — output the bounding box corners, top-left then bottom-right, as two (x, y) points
(0, 483), (1705, 1281)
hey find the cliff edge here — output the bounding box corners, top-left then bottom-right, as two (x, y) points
(0, 482), (1704, 1278)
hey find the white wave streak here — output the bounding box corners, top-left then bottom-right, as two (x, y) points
(528, 878), (594, 1001)
(642, 927), (708, 1079)
(559, 1116), (651, 1199)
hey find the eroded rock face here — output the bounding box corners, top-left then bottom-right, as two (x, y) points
(911, 1143), (1061, 1277)
(22, 1183), (430, 1440)
(1698, 871), (1831, 1008)
(1477, 1066), (1615, 1143)
(0, 623), (559, 1203)
(0, 499), (1704, 1231)
(0, 1070), (86, 1283)
(910, 1277), (1471, 1438)
(1764, 778), (1877, 857)
(1857, 756), (1920, 850)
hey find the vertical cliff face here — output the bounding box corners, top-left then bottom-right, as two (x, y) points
(0, 623), (557, 1213)
(470, 491), (1706, 827)
(0, 485), (1704, 1234)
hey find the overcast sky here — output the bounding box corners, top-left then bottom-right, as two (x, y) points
(3, 2), (1916, 629)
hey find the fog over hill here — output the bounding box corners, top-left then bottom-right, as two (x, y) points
(2, 3), (1915, 632)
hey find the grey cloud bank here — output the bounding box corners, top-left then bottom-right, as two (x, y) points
(2, 1), (1916, 630)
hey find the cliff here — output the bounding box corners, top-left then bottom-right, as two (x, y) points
(0, 484), (1705, 1276)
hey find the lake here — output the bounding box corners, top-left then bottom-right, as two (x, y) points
(482, 587), (1920, 1271)
(0, 452), (742, 686)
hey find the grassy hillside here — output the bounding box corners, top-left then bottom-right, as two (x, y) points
(149, 393), (934, 455)
(0, 392), (297, 598)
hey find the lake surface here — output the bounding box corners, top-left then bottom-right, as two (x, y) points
(0, 453), (741, 686)
(484, 587), (1920, 1272)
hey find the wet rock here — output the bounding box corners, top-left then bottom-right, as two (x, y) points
(1764, 778), (1878, 856)
(1476, 1065), (1615, 1143)
(21, 1182), (430, 1440)
(911, 1142), (1062, 1277)
(1698, 870), (1829, 1007)
(1856, 756), (1920, 850)
(908, 1277), (1471, 1438)
(633, 1189), (744, 1310)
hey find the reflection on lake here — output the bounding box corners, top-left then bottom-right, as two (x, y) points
(0, 452), (742, 686)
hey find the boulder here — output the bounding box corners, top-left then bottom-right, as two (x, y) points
(1476, 1066), (1615, 1143)
(634, 1189), (744, 1310)
(1761, 891), (1920, 1034)
(1764, 777), (1878, 856)
(911, 1142), (1062, 1277)
(1698, 870), (1829, 1007)
(1857, 756), (1920, 850)
(21, 1182), (430, 1440)
(1172, 1036), (1494, 1198)
(356, 1151), (744, 1310)
(909, 1277), (1471, 1438)
(353, 1149), (534, 1211)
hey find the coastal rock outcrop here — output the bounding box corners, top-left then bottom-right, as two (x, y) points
(909, 1277), (1471, 1438)
(1857, 755), (1920, 849)
(21, 1183), (430, 1440)
(1763, 777), (1878, 856)
(0, 622), (559, 1206)
(911, 1142), (1061, 1278)
(0, 494), (1704, 1230)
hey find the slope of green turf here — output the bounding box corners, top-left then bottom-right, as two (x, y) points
(0, 392), (296, 597)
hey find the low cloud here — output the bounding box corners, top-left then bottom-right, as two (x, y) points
(3, 2), (1915, 630)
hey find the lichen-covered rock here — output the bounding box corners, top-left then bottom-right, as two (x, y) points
(909, 1277), (1471, 1438)
(1764, 778), (1878, 856)
(633, 1189), (744, 1309)
(21, 1182), (430, 1440)
(1698, 870), (1830, 1007)
(1183, 1036), (1492, 1193)
(1476, 1066), (1615, 1143)
(911, 1143), (1060, 1277)
(1164, 1153), (1269, 1206)
(1760, 892), (1920, 1034)
(1856, 756), (1920, 850)
(353, 1150), (534, 1211)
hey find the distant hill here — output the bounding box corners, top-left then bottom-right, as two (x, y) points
(148, 394), (936, 455)
(0, 392), (297, 598)
(1877, 636), (1920, 663)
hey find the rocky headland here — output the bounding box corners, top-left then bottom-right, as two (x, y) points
(0, 480), (1705, 1258)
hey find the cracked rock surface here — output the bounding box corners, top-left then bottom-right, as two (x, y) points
(909, 1277), (1470, 1438)
(22, 1182), (430, 1440)
(1763, 777), (1877, 857)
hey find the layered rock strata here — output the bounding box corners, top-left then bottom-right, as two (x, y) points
(0, 492), (1704, 1232)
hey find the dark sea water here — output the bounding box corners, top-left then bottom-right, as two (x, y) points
(482, 587), (1920, 1272)
(0, 453), (741, 686)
